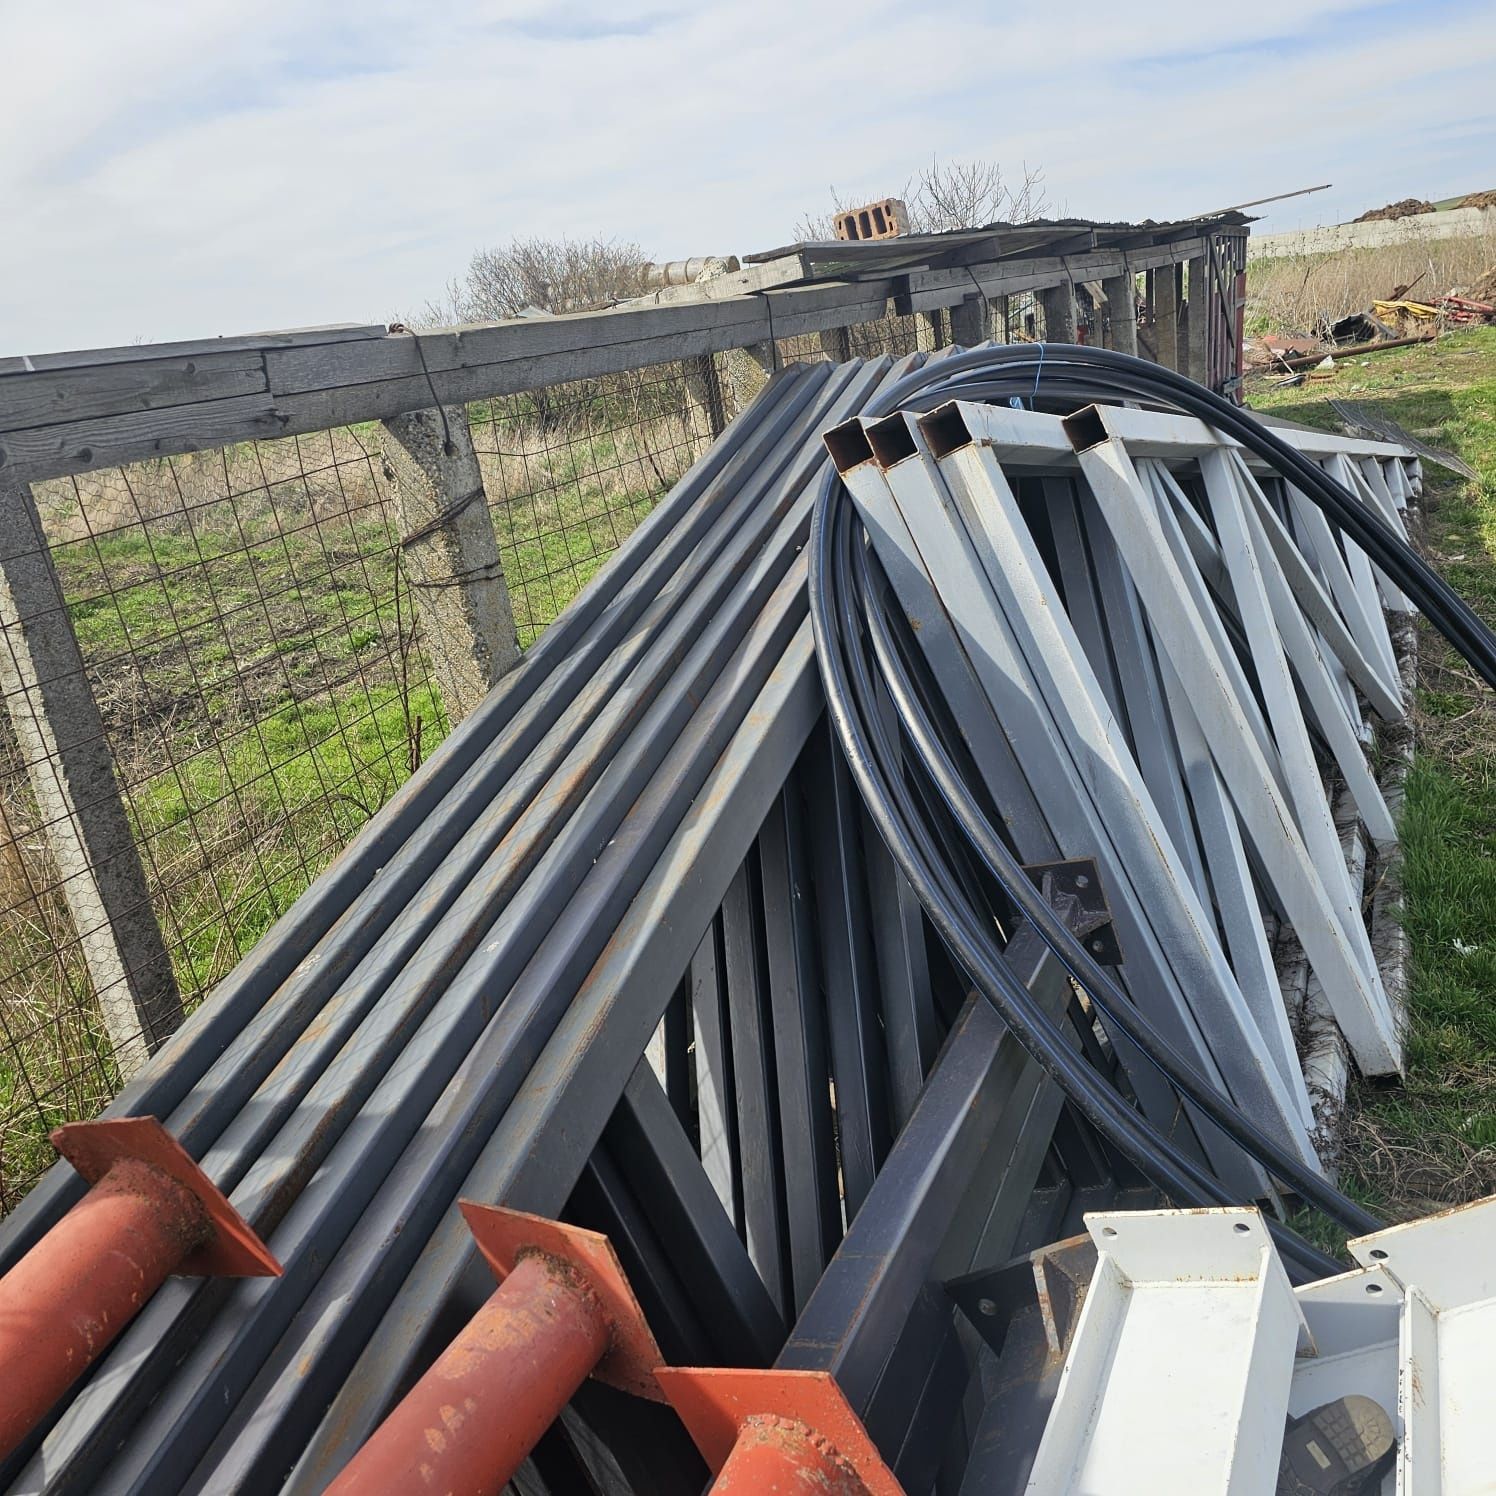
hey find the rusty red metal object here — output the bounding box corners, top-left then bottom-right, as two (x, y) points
(324, 1203), (665, 1496)
(0, 1117), (280, 1459)
(657, 1367), (905, 1495)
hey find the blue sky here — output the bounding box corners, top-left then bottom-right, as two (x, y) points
(3, 0), (1494, 354)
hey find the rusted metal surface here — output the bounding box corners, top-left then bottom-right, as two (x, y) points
(712, 1414), (875, 1493)
(657, 1368), (903, 1496)
(324, 1205), (663, 1495)
(0, 1117), (278, 1459)
(324, 1252), (606, 1496)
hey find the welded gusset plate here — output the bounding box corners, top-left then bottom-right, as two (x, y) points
(460, 1200), (666, 1402)
(1022, 858), (1123, 965)
(50, 1117), (281, 1278)
(947, 1231), (1097, 1357)
(655, 1367), (903, 1495)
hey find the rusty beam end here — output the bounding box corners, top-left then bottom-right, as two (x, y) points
(52, 1116), (280, 1278)
(656, 1367), (903, 1495)
(460, 1200), (666, 1401)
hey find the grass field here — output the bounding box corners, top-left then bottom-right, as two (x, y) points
(1252, 326), (1496, 1226)
(0, 400), (702, 1208)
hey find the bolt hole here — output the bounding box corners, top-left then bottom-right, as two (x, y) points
(1101, 1226), (1117, 1238)
(1233, 1222), (1251, 1234)
(978, 1297), (998, 1317)
(1091, 939), (1105, 952)
(1075, 874), (1090, 888)
(1370, 1248), (1388, 1260)
(1366, 1283), (1384, 1294)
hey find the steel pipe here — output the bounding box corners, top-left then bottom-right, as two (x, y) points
(0, 1118), (278, 1460)
(325, 1203), (662, 1496)
(324, 1254), (604, 1496)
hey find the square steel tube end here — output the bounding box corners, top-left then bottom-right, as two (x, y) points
(1062, 404), (1110, 452)
(656, 1367), (903, 1494)
(824, 418), (876, 476)
(916, 402), (977, 461)
(51, 1116), (280, 1278)
(459, 1201), (666, 1401)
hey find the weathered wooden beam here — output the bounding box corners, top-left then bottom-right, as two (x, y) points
(2, 353), (268, 431)
(0, 325), (386, 376)
(0, 231), (1228, 486)
(0, 478), (183, 1075)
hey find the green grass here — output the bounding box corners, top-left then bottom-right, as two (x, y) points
(1, 410), (691, 1208)
(1253, 326), (1496, 1220)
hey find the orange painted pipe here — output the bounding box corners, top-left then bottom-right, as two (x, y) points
(712, 1414), (876, 1494)
(325, 1251), (611, 1496)
(0, 1157), (208, 1456)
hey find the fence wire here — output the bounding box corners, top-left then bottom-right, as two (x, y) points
(1, 429), (446, 1206)
(0, 321), (949, 1211)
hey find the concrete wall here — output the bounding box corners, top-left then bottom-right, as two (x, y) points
(1248, 205), (1496, 261)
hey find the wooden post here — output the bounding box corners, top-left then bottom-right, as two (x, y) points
(682, 355), (728, 439)
(1154, 263), (1181, 370)
(1187, 254), (1209, 385)
(1102, 272), (1138, 356)
(1039, 281), (1078, 343)
(948, 294), (991, 349)
(0, 479), (182, 1077)
(379, 407), (520, 723)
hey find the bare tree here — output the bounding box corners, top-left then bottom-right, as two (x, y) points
(796, 155), (1050, 240)
(426, 235), (654, 325)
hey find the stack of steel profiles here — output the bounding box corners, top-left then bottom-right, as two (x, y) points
(0, 352), (948, 1493)
(826, 401), (1412, 1203)
(0, 343), (1435, 1494)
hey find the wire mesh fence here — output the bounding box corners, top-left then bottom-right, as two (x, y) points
(467, 361), (717, 644)
(0, 320), (951, 1210)
(1, 429), (449, 1206)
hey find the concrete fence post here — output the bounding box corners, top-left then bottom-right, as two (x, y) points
(722, 342), (778, 418)
(1187, 253), (1210, 386)
(1153, 263), (1181, 370)
(682, 355), (728, 440)
(818, 326), (853, 363)
(0, 479), (183, 1077)
(379, 407), (520, 724)
(1102, 272), (1138, 356)
(1040, 281), (1078, 343)
(948, 294), (991, 349)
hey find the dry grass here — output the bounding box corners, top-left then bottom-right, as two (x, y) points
(1246, 232), (1496, 334)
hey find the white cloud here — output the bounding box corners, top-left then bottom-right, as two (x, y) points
(2, 0), (1494, 352)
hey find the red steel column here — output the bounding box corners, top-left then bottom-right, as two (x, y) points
(325, 1252), (608, 1496)
(0, 1159), (204, 1453)
(326, 1203), (665, 1496)
(0, 1117), (280, 1461)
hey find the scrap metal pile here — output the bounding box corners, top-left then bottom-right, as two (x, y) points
(3, 343), (1490, 1493)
